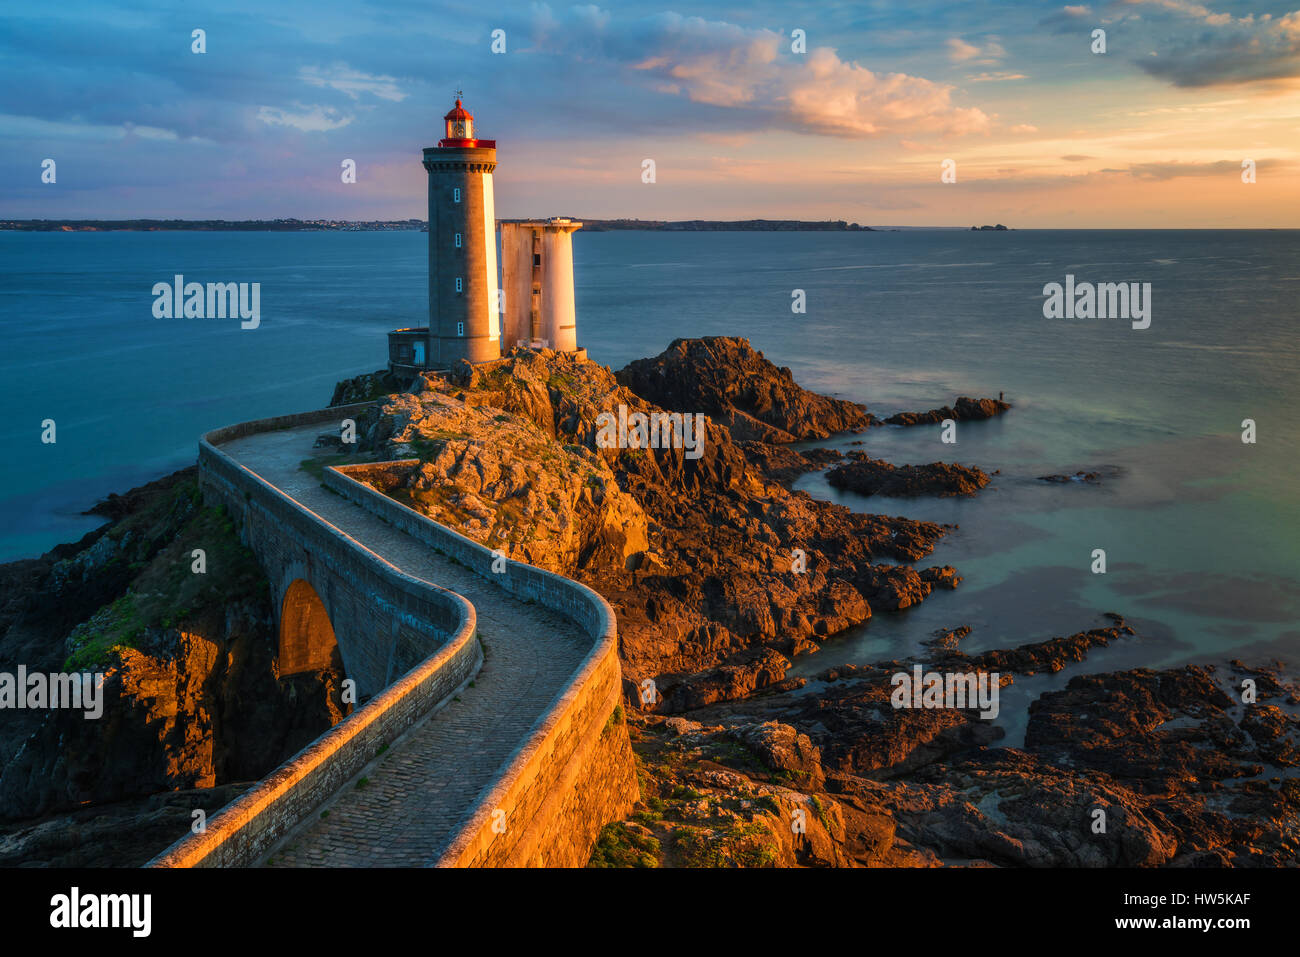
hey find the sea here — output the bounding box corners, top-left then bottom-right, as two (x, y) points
(2, 229), (1296, 737)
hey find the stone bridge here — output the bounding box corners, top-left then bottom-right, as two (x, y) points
(148, 402), (637, 868)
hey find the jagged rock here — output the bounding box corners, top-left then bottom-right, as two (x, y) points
(740, 442), (841, 484)
(329, 369), (403, 407)
(375, 389), (650, 574)
(663, 717), (702, 736)
(617, 337), (873, 442)
(1038, 466), (1121, 485)
(885, 396), (1010, 427)
(925, 626), (972, 651)
(966, 619), (1134, 675)
(732, 721), (825, 790)
(827, 454), (991, 498)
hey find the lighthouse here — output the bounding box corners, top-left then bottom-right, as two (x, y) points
(500, 218), (583, 352)
(422, 96), (499, 366)
(386, 96), (586, 378)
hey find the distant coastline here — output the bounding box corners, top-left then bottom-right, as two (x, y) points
(0, 218), (427, 232)
(565, 218), (873, 232)
(0, 217), (878, 233)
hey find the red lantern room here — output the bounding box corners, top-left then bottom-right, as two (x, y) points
(438, 96), (495, 148)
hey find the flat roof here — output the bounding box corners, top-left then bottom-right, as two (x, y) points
(498, 218), (582, 228)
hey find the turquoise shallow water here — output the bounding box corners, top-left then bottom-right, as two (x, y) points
(0, 229), (1296, 672)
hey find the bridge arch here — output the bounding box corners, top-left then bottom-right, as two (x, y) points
(279, 578), (342, 676)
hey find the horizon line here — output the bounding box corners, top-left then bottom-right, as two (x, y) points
(2, 218), (1298, 231)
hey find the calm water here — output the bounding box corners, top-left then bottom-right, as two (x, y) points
(1, 229), (1296, 683)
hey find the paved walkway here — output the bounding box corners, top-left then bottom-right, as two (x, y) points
(218, 423), (591, 867)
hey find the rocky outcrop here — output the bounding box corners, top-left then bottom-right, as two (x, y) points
(329, 369), (405, 407)
(885, 396), (1010, 427)
(1038, 466), (1122, 485)
(346, 344), (956, 712)
(604, 616), (1300, 867)
(740, 442), (841, 485)
(924, 626), (972, 652)
(371, 387), (650, 574)
(616, 337), (873, 442)
(0, 472), (345, 860)
(966, 616), (1134, 675)
(826, 454), (991, 498)
(0, 783), (255, 867)
(731, 721), (826, 791)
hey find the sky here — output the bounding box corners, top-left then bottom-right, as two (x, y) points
(2, 0), (1299, 227)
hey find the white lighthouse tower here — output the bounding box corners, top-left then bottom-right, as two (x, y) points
(500, 218), (583, 353)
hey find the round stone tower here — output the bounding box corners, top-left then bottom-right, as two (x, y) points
(500, 218), (583, 353)
(422, 97), (499, 366)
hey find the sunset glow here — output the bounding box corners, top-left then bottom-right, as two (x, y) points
(4, 0), (1298, 226)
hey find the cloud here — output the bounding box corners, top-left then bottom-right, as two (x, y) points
(947, 36), (1006, 65)
(530, 11), (993, 138)
(300, 64), (406, 102)
(1122, 158), (1286, 179)
(1061, 154), (1093, 161)
(947, 38), (982, 61)
(1009, 123), (1038, 133)
(1039, 5), (1097, 31)
(256, 104), (353, 132)
(1124, 3), (1300, 86)
(967, 71), (1028, 82)
(1119, 0), (1236, 25)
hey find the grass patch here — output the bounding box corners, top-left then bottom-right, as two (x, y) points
(64, 594), (144, 671)
(809, 794), (829, 827)
(587, 822), (660, 868)
(63, 490), (267, 671)
(603, 703), (625, 733)
(673, 822), (778, 868)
